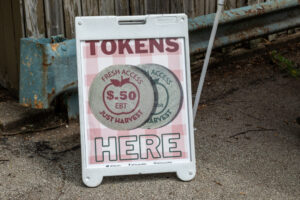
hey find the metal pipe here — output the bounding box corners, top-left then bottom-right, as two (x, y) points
(193, 0), (225, 120)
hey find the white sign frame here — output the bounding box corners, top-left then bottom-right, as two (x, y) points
(76, 14), (196, 187)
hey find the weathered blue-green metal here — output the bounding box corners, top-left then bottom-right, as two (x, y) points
(19, 0), (300, 118)
(189, 0), (300, 54)
(19, 36), (77, 114)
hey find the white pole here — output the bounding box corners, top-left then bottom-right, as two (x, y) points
(193, 0), (225, 120)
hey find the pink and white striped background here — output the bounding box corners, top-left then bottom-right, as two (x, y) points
(80, 38), (191, 167)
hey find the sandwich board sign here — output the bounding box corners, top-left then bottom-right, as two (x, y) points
(75, 14), (196, 187)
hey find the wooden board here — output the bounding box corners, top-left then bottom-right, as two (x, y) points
(129, 0), (144, 15)
(194, 0), (205, 17)
(63, 0), (82, 38)
(0, 0), (22, 94)
(183, 0), (194, 17)
(144, 0), (155, 14)
(115, 0), (130, 15)
(18, 0), (26, 37)
(170, 0), (184, 13)
(11, 0), (24, 93)
(210, 0), (216, 13)
(82, 0), (99, 16)
(205, 0), (215, 14)
(237, 0), (247, 8)
(0, 0), (8, 89)
(18, 0), (269, 38)
(229, 0), (237, 9)
(19, 0), (251, 38)
(157, 0), (170, 14)
(44, 0), (65, 37)
(145, 0), (170, 14)
(23, 0), (46, 38)
(248, 0), (260, 5)
(99, 0), (115, 15)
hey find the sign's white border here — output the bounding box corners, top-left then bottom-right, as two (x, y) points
(76, 14), (196, 187)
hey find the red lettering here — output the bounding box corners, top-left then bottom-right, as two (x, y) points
(101, 40), (117, 55)
(149, 39), (164, 53)
(86, 40), (98, 55)
(135, 39), (148, 54)
(118, 40), (133, 54)
(99, 38), (179, 55)
(166, 38), (179, 52)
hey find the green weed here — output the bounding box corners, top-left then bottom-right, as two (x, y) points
(270, 50), (300, 78)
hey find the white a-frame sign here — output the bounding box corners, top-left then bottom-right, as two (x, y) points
(76, 14), (196, 187)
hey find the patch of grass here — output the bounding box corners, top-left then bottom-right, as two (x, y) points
(270, 50), (300, 77)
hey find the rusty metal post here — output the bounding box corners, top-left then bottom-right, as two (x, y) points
(19, 36), (77, 118)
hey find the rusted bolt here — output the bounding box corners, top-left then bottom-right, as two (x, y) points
(61, 45), (67, 51)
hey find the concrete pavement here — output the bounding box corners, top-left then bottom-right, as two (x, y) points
(0, 40), (299, 200)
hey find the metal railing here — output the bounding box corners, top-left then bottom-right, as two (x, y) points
(18, 0), (300, 119)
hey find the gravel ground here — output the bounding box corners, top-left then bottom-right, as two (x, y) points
(0, 39), (299, 200)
